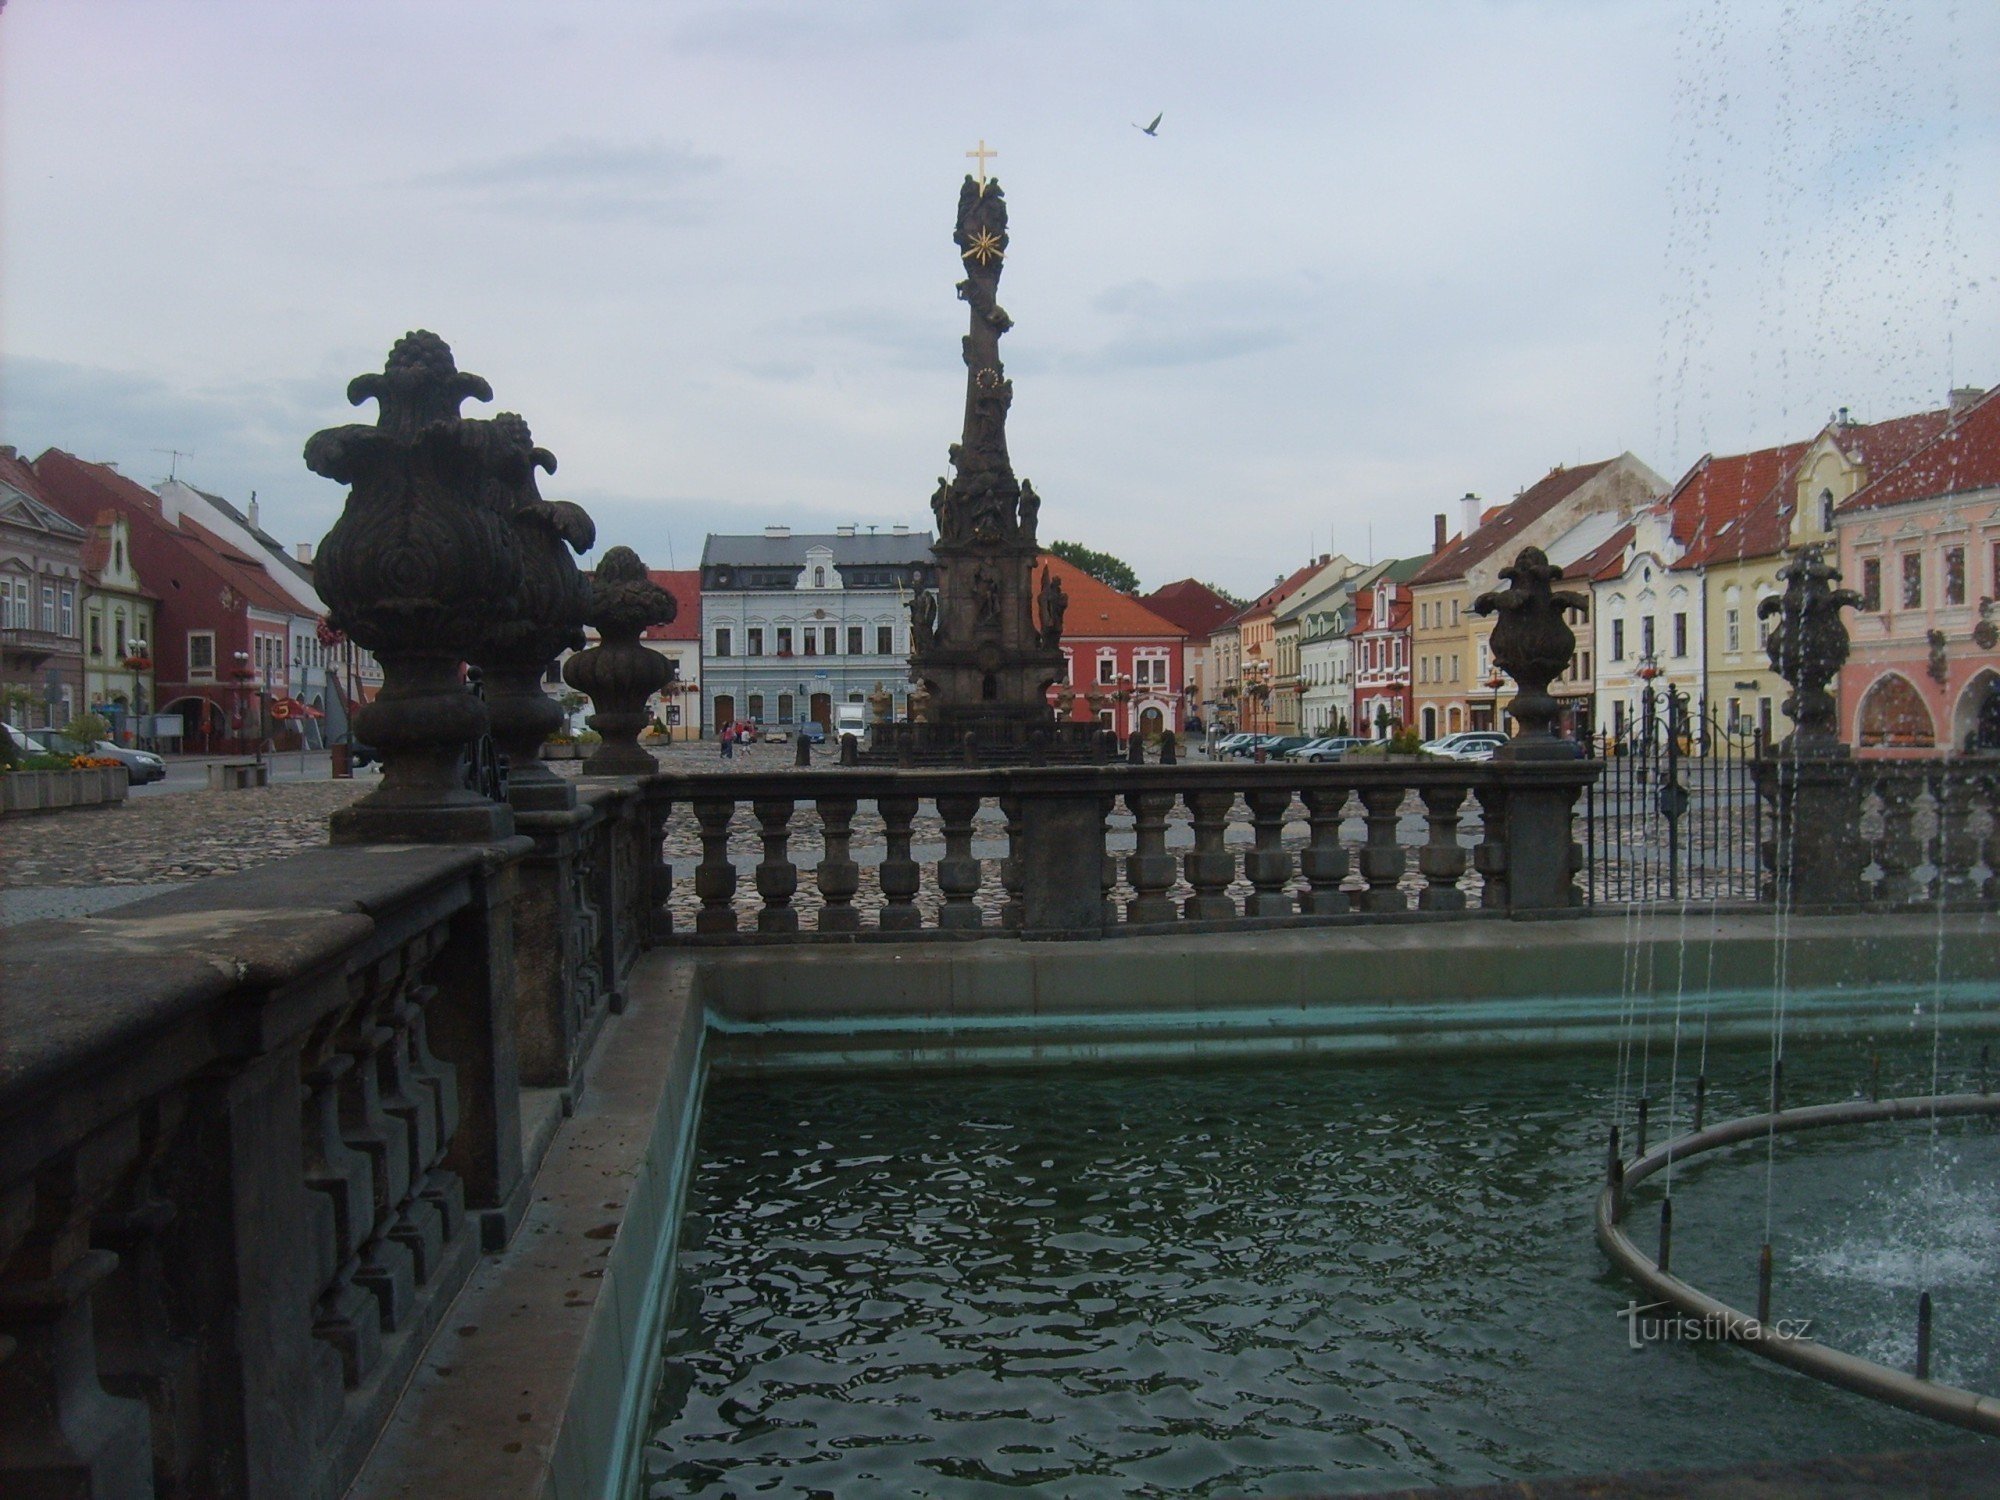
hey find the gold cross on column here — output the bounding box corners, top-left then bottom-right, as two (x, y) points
(965, 138), (998, 187)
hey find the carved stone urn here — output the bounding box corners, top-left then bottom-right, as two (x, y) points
(306, 331), (522, 841)
(563, 547), (675, 776)
(1759, 545), (1862, 757)
(464, 412), (596, 812)
(1472, 546), (1589, 758)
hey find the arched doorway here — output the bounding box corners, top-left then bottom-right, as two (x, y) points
(1446, 705), (1462, 734)
(1953, 670), (2000, 752)
(1137, 704), (1165, 742)
(1422, 706), (1437, 740)
(810, 692), (831, 732)
(1857, 673), (1935, 749)
(161, 694), (225, 753)
(712, 694), (735, 734)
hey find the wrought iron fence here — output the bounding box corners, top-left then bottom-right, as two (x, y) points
(1583, 688), (1766, 905)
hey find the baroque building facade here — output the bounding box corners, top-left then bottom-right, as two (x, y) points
(700, 526), (933, 734)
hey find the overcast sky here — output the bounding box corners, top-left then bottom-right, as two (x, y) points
(4, 1), (1994, 597)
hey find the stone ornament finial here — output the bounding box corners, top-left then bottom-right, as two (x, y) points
(564, 546), (677, 776)
(1472, 546), (1589, 756)
(465, 411), (598, 811)
(1759, 544), (1862, 756)
(306, 330), (526, 842)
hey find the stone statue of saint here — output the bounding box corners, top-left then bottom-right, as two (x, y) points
(1017, 479), (1040, 541)
(910, 589), (939, 651)
(972, 566), (1002, 627)
(929, 476), (952, 536)
(1037, 565), (1067, 646)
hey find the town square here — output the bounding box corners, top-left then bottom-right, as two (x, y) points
(3, 5), (1998, 1499)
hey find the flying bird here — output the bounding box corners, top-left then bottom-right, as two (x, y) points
(1134, 112), (1162, 136)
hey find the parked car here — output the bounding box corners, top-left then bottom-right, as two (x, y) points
(24, 728), (168, 782)
(1426, 731), (1509, 762)
(1258, 735), (1314, 760)
(794, 719), (827, 745)
(1285, 736), (1371, 763)
(1211, 732), (1256, 757)
(833, 703), (869, 741)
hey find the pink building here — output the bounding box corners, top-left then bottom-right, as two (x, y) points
(1836, 386), (2000, 754)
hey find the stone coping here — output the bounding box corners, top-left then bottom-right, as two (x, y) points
(0, 838), (527, 1138)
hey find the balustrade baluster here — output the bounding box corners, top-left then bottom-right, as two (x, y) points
(1873, 774), (1924, 904)
(646, 792), (674, 943)
(999, 796), (1024, 930)
(753, 798), (799, 933)
(1102, 795), (1121, 927)
(815, 795), (861, 932)
(303, 1051), (381, 1387)
(1243, 788), (1296, 917)
(1936, 769), (1980, 904)
(1299, 788), (1351, 914)
(877, 794), (922, 930)
(1972, 769), (2000, 905)
(936, 793), (984, 929)
(1184, 789), (1239, 919)
(1418, 783), (1471, 911)
(1357, 783), (1409, 913)
(1473, 783), (1509, 910)
(692, 797), (739, 935)
(1126, 790), (1180, 923)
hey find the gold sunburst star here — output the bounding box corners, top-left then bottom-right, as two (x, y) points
(961, 228), (1004, 266)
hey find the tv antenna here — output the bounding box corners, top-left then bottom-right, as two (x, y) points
(154, 448), (195, 481)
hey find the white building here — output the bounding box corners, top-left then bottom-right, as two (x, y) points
(1583, 504), (1704, 744)
(699, 525), (933, 734)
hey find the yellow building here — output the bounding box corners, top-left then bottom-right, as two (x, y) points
(1680, 408), (1949, 741)
(79, 510), (158, 742)
(1408, 458), (1662, 741)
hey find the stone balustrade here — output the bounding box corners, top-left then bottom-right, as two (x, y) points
(637, 758), (1599, 941)
(0, 810), (649, 1500)
(1758, 755), (2000, 909)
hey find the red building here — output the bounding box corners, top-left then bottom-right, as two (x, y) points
(1140, 577), (1239, 727)
(1036, 554), (1187, 740)
(1350, 555), (1424, 736)
(34, 450), (303, 752)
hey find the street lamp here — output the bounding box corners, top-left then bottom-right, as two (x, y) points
(126, 636), (151, 747)
(231, 650), (253, 757)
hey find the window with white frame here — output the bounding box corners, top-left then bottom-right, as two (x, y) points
(188, 631), (217, 678)
(1096, 654), (1117, 685)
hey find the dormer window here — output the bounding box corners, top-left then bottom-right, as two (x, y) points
(814, 566), (826, 588)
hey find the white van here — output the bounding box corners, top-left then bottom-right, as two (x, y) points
(833, 703), (869, 741)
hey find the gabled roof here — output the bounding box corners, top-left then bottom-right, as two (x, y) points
(1408, 460), (1614, 586)
(1843, 387), (2000, 513)
(1827, 408), (1953, 471)
(1140, 578), (1239, 638)
(1663, 441), (1809, 559)
(642, 570), (702, 641)
(173, 481), (319, 593)
(1036, 553), (1184, 640)
(1228, 560), (1324, 628)
(0, 450), (88, 540)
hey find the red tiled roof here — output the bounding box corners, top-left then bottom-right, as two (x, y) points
(1141, 578), (1240, 637)
(1228, 560), (1324, 627)
(177, 515), (301, 614)
(1843, 387), (2000, 513)
(1408, 460), (1614, 586)
(1569, 523), (1636, 584)
(1036, 554), (1185, 639)
(79, 509), (116, 575)
(1829, 408), (1953, 472)
(641, 569), (702, 641)
(1663, 441), (1808, 558)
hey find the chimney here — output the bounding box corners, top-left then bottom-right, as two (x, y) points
(1949, 386), (1985, 418)
(0, 445), (14, 461)
(1433, 513), (1448, 553)
(295, 541), (314, 565)
(764, 524), (791, 539)
(247, 491), (260, 531)
(1460, 492), (1482, 539)
(156, 479), (177, 523)
(836, 523), (857, 536)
